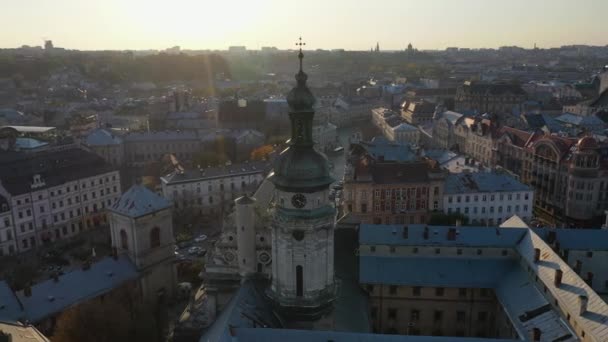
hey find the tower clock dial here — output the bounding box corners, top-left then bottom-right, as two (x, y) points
(291, 193), (307, 208)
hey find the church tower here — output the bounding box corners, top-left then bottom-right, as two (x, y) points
(268, 38), (336, 317)
(109, 185), (177, 303)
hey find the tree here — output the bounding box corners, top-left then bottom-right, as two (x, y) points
(52, 290), (162, 342)
(250, 145), (274, 161)
(428, 212), (469, 226)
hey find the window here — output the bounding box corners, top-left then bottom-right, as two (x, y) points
(476, 249), (482, 255)
(458, 288), (467, 297)
(448, 196), (453, 203)
(456, 248), (462, 255)
(388, 308), (398, 320)
(586, 251), (593, 258)
(434, 310), (443, 322)
(456, 311), (466, 322)
(478, 311), (487, 321)
(413, 286), (421, 296)
(389, 286), (397, 295)
(390, 246), (396, 253)
(120, 230), (128, 250)
(410, 309), (419, 321)
(370, 246), (376, 253)
(150, 227), (161, 248)
(435, 288), (444, 296)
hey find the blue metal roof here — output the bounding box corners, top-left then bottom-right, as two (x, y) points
(0, 281), (24, 322)
(359, 224), (527, 248)
(85, 128), (123, 146)
(533, 228), (608, 251)
(231, 328), (520, 342)
(17, 256), (139, 322)
(360, 257), (516, 288)
(444, 172), (531, 195)
(358, 137), (417, 162)
(110, 185), (170, 218)
(199, 280), (281, 342)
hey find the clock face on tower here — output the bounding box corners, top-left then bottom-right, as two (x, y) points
(291, 193), (307, 208)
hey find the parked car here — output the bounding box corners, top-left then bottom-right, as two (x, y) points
(194, 234), (207, 243)
(188, 246), (204, 255)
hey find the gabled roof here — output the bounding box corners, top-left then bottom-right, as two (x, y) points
(0, 321), (49, 342)
(110, 185), (170, 218)
(500, 215), (530, 228)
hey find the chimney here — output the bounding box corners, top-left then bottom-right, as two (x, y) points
(579, 295), (588, 315)
(554, 269), (563, 287)
(423, 226), (429, 240)
(533, 248), (541, 263)
(531, 328), (541, 342)
(547, 230), (556, 244)
(402, 226), (409, 239)
(455, 219), (462, 227)
(574, 260), (582, 275)
(447, 228), (456, 241)
(52, 272), (59, 283)
(586, 272), (594, 287)
(553, 240), (560, 253)
(24, 284), (32, 297)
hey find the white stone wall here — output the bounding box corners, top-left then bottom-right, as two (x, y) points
(270, 189), (335, 305)
(442, 190), (534, 225)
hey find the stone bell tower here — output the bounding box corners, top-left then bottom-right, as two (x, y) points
(268, 38), (336, 318)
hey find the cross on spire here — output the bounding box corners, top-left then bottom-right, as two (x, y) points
(296, 37), (306, 72)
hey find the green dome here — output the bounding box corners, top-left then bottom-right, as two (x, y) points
(270, 146), (334, 192)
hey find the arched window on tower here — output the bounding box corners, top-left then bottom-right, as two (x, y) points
(120, 229), (128, 250)
(150, 227), (161, 248)
(296, 265), (303, 297)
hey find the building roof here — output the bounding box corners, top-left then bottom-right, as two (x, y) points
(0, 281), (23, 322)
(199, 280), (281, 342)
(370, 162), (430, 184)
(359, 224), (526, 248)
(500, 215), (530, 228)
(161, 161), (269, 185)
(532, 228), (608, 251)
(229, 328), (519, 342)
(495, 266), (577, 342)
(84, 128), (123, 146)
(555, 113), (606, 127)
(437, 110), (464, 125)
(0, 148), (116, 196)
(123, 130), (198, 143)
(14, 138), (48, 150)
(516, 230), (608, 342)
(110, 185), (170, 218)
(17, 256), (139, 323)
(355, 137), (417, 162)
(0, 321), (49, 342)
(361, 257), (516, 288)
(444, 172), (531, 195)
(392, 122), (418, 132)
(0, 126), (55, 133)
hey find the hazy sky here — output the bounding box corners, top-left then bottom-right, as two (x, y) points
(2, 0), (607, 51)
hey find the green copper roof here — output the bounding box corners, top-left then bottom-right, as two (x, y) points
(270, 43), (333, 192)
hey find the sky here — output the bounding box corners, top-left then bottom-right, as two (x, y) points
(1, 0), (607, 51)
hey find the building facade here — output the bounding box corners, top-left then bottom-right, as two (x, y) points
(455, 81), (526, 115)
(0, 195), (15, 256)
(401, 100), (436, 125)
(343, 138), (446, 225)
(160, 161), (267, 215)
(0, 148), (121, 253)
(443, 172), (534, 226)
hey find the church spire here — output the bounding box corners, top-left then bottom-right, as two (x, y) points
(286, 37), (316, 147)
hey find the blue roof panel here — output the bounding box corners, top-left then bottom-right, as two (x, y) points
(0, 281), (24, 322)
(444, 172), (531, 195)
(18, 256), (139, 322)
(359, 224), (527, 248)
(360, 256), (516, 288)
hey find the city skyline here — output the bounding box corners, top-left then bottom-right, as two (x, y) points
(2, 0), (607, 51)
